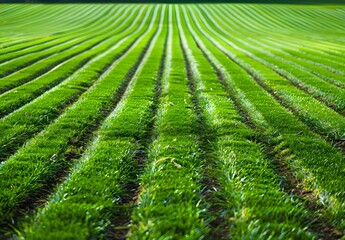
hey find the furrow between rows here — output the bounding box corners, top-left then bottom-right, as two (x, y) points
(195, 6), (345, 143)
(0, 37), (64, 64)
(181, 6), (328, 239)
(0, 6), (139, 116)
(0, 6), (132, 93)
(129, 6), (209, 238)
(0, 5), (149, 162)
(0, 4), (344, 238)
(176, 6), (228, 239)
(206, 6), (345, 109)
(0, 5), (124, 65)
(186, 5), (345, 232)
(0, 36), (88, 78)
(259, 38), (345, 80)
(212, 5), (345, 70)
(0, 4), (159, 230)
(0, 36), (61, 55)
(14, 6), (167, 240)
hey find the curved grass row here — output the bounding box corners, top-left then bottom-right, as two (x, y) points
(17, 6), (168, 239)
(0, 6), (138, 114)
(130, 7), (210, 239)
(178, 6), (316, 238)
(211, 4), (345, 67)
(186, 5), (345, 230)
(0, 4), (344, 239)
(0, 5), (125, 64)
(194, 6), (345, 141)
(0, 9), (123, 80)
(206, 5), (345, 111)
(0, 5), (159, 224)
(0, 5), (149, 162)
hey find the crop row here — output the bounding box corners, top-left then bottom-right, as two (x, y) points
(0, 5), (133, 94)
(0, 4), (344, 239)
(0, 6), (139, 115)
(185, 4), (345, 231)
(19, 6), (168, 239)
(0, 4), (158, 223)
(178, 6), (316, 238)
(0, 5), (149, 161)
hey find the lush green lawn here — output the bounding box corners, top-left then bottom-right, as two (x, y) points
(0, 3), (344, 239)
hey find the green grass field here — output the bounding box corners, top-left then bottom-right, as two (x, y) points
(0, 3), (344, 239)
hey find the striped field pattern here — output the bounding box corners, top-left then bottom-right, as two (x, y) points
(0, 3), (344, 239)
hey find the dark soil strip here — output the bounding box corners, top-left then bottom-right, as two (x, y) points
(0, 5), (115, 65)
(197, 7), (345, 153)
(0, 35), (153, 239)
(245, 62), (345, 154)
(180, 37), (229, 239)
(196, 43), (343, 240)
(0, 36), (139, 162)
(106, 148), (146, 240)
(0, 58), (89, 118)
(266, 149), (344, 240)
(0, 34), (114, 96)
(197, 41), (258, 131)
(0, 37), (58, 56)
(212, 42), (345, 155)
(0, 39), (60, 64)
(0, 38), (81, 78)
(249, 54), (345, 116)
(106, 28), (168, 240)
